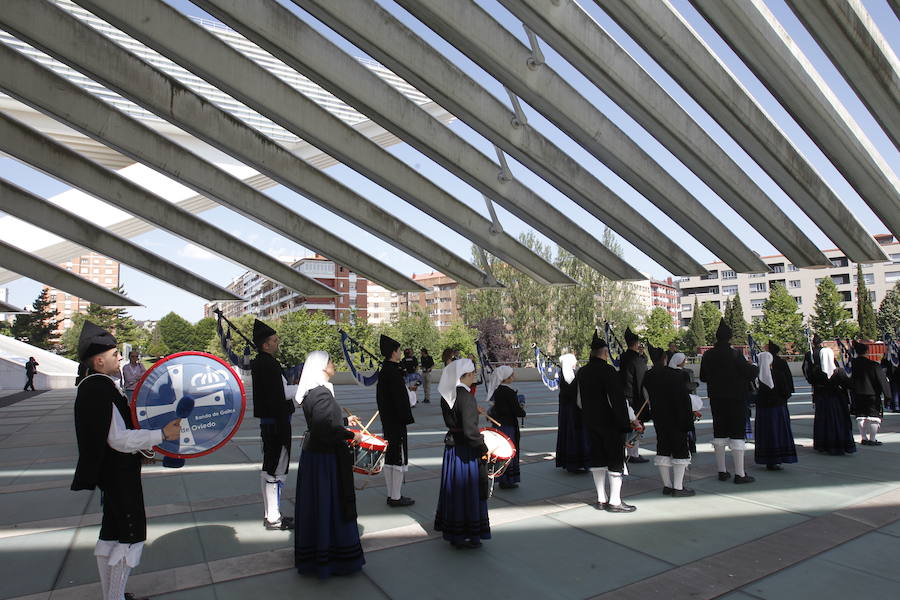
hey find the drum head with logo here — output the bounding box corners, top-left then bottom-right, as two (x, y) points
(131, 352), (246, 459)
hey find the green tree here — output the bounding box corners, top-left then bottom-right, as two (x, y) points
(156, 312), (195, 353)
(0, 319), (11, 337)
(877, 282), (900, 336)
(752, 282), (804, 350)
(379, 308), (441, 359)
(642, 307), (677, 349)
(192, 317), (217, 351)
(697, 301), (723, 346)
(147, 324), (170, 358)
(475, 317), (517, 364)
(811, 277), (857, 340)
(684, 297), (706, 355)
(438, 320), (478, 362)
(277, 311), (340, 367)
(205, 313), (257, 362)
(726, 293), (749, 342)
(856, 264), (878, 340)
(11, 288), (59, 349)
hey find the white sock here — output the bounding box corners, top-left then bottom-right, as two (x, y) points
(672, 464), (687, 490)
(627, 440), (640, 458)
(590, 467), (608, 503)
(107, 559), (130, 600)
(867, 421), (880, 441)
(657, 465), (672, 488)
(858, 418), (868, 440)
(95, 555), (111, 599)
(732, 449), (746, 477)
(392, 467), (404, 499)
(383, 467), (396, 499)
(712, 439), (728, 472)
(608, 471), (623, 505)
(261, 473), (281, 523)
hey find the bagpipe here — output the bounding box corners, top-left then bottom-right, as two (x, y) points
(532, 343), (561, 391)
(339, 329), (381, 387)
(747, 332), (761, 365)
(213, 309), (303, 383)
(475, 338), (495, 386)
(604, 321), (625, 368)
(884, 330), (900, 368)
(835, 338), (855, 376)
(131, 351), (246, 468)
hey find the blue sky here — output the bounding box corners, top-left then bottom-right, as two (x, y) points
(1, 0), (898, 322)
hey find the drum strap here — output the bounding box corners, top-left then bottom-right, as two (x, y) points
(335, 445), (358, 522)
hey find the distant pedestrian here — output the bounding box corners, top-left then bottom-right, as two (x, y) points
(121, 351), (146, 400)
(420, 348), (434, 403)
(24, 356), (38, 391)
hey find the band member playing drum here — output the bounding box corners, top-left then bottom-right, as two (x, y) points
(435, 359), (491, 549)
(578, 331), (638, 513)
(251, 319), (295, 530)
(487, 365), (524, 489)
(294, 351), (365, 578)
(376, 334), (415, 506)
(71, 321), (181, 600)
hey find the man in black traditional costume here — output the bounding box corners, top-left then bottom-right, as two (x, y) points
(620, 327), (649, 463)
(71, 321), (180, 600)
(578, 330), (638, 513)
(850, 341), (891, 446)
(699, 319), (759, 484)
(376, 334), (415, 506)
(251, 319), (295, 530)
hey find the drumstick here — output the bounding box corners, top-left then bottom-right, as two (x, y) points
(343, 407), (371, 436)
(485, 414), (502, 428)
(634, 398), (649, 420)
(364, 410), (379, 431)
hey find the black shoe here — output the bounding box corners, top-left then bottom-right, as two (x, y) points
(593, 501), (609, 510)
(734, 475), (755, 484)
(387, 496), (415, 507)
(766, 464), (783, 471)
(861, 439), (872, 446)
(498, 482), (519, 489)
(605, 502), (637, 513)
(671, 487), (696, 497)
(718, 471), (731, 481)
(628, 455), (649, 463)
(263, 518), (294, 530)
(423, 400), (430, 403)
(124, 594), (150, 600)
(870, 440), (883, 446)
(662, 486), (673, 496)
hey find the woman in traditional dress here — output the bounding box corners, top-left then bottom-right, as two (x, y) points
(434, 359), (491, 549)
(555, 353), (590, 473)
(813, 347), (857, 455)
(487, 365), (525, 489)
(668, 352), (702, 454)
(294, 351), (365, 578)
(753, 348), (798, 470)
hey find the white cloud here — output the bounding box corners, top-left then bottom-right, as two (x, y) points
(178, 243), (216, 260)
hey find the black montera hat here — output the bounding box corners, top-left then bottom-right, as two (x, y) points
(380, 334), (400, 357)
(715, 319), (732, 342)
(78, 320), (117, 362)
(252, 319), (277, 346)
(590, 329), (608, 350)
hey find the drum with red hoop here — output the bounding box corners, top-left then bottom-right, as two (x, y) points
(480, 427), (516, 479)
(349, 430), (388, 475)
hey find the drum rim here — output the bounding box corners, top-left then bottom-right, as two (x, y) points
(479, 426), (517, 459)
(130, 351), (247, 459)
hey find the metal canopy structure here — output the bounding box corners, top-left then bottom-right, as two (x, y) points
(0, 0), (897, 310)
(0, 300), (31, 314)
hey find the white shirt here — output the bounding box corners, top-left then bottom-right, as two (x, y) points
(121, 362), (146, 392)
(96, 373), (163, 453)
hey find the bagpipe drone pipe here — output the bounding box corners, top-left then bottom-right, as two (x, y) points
(213, 309), (303, 383)
(339, 329), (381, 387)
(604, 321), (626, 368)
(747, 332), (761, 365)
(884, 330), (900, 368)
(835, 338), (855, 376)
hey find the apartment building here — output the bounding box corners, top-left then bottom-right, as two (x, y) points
(46, 252), (120, 333)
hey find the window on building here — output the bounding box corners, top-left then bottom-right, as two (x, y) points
(93, 268), (100, 274)
(787, 264), (799, 272)
(853, 273), (875, 285)
(721, 270), (737, 280)
(831, 274), (851, 285)
(794, 297), (802, 305)
(722, 285), (738, 295)
(890, 253), (900, 264)
(80, 268), (89, 274)
(830, 257), (848, 268)
(700, 270), (719, 280)
(682, 304), (692, 312)
(769, 263), (785, 273)
(751, 299), (765, 309)
(749, 283), (767, 293)
(80, 257), (89, 264)
(887, 271), (900, 283)
(839, 291), (852, 302)
(869, 291), (876, 303)
(788, 280), (801, 288)
(749, 272), (765, 278)
(104, 268), (113, 275)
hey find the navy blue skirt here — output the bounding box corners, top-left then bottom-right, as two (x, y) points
(496, 424), (520, 485)
(434, 444), (491, 545)
(294, 450), (365, 578)
(754, 404), (798, 465)
(886, 380), (900, 412)
(556, 402), (590, 472)
(813, 389), (857, 455)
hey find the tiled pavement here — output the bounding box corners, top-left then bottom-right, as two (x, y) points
(1, 379), (898, 599)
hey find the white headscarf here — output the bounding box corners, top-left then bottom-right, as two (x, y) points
(487, 365), (514, 401)
(820, 346), (836, 378)
(438, 358), (475, 409)
(668, 352), (686, 369)
(757, 351), (774, 389)
(559, 353), (577, 384)
(294, 350), (333, 405)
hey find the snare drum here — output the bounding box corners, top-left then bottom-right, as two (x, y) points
(480, 427), (516, 479)
(349, 431), (388, 475)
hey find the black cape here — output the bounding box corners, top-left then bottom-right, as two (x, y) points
(251, 351), (294, 419)
(376, 360), (414, 465)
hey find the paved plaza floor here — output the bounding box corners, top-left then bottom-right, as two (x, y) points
(1, 378), (899, 599)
